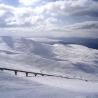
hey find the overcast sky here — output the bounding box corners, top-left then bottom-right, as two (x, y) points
(0, 0), (98, 38)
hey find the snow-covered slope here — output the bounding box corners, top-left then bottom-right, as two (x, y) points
(0, 36), (98, 81)
(1, 71), (98, 98)
(0, 36), (98, 98)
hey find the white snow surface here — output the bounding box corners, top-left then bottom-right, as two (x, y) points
(0, 36), (98, 98)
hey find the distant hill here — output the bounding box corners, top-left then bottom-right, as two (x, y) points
(58, 37), (98, 49)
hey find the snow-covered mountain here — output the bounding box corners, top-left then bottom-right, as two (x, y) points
(0, 36), (98, 80)
(0, 36), (98, 98)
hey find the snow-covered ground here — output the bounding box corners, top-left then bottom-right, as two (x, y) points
(0, 36), (98, 98)
(0, 72), (98, 98)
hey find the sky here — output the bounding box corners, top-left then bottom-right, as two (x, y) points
(0, 0), (98, 37)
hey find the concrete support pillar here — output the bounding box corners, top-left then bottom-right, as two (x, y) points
(15, 71), (17, 75)
(26, 72), (28, 77)
(34, 73), (37, 76)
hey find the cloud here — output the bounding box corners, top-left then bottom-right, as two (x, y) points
(0, 3), (59, 29)
(0, 0), (98, 28)
(0, 0), (98, 38)
(7, 7), (34, 27)
(18, 0), (41, 6)
(0, 4), (40, 27)
(33, 0), (98, 17)
(65, 21), (98, 30)
(47, 20), (98, 38)
(0, 4), (15, 27)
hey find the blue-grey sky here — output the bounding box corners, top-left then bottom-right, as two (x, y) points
(0, 0), (98, 37)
